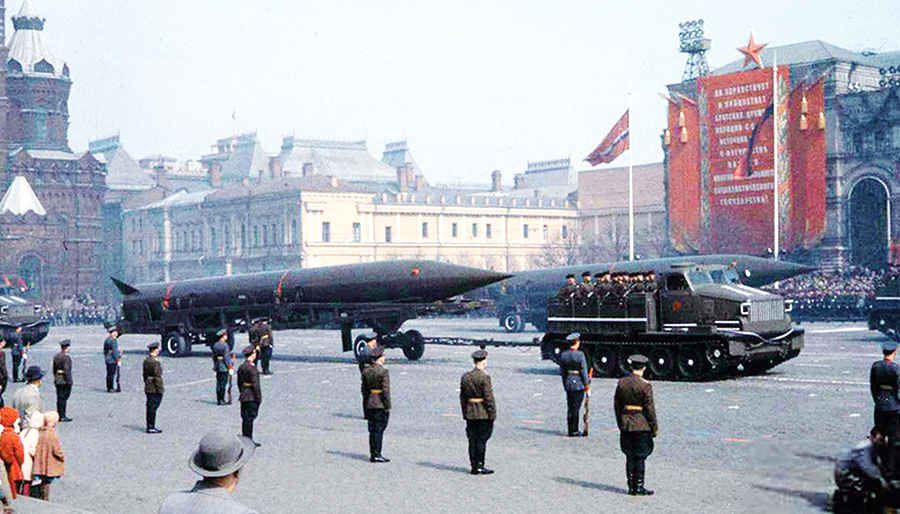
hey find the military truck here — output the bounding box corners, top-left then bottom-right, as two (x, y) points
(867, 271), (900, 339)
(0, 286), (49, 344)
(540, 264), (804, 380)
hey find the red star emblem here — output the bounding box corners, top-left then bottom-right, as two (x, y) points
(672, 300), (682, 311)
(737, 31), (767, 69)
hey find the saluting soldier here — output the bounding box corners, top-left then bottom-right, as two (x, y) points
(0, 337), (8, 407)
(615, 354), (658, 496)
(460, 349), (496, 475)
(237, 346), (262, 446)
(575, 272), (593, 302)
(559, 333), (590, 437)
(557, 274), (578, 303)
(52, 340), (73, 422)
(361, 346), (390, 463)
(212, 329), (233, 406)
(258, 320), (274, 375)
(102, 325), (121, 392)
(871, 341), (900, 451)
(143, 342), (164, 434)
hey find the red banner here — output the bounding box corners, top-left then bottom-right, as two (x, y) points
(585, 110), (629, 166)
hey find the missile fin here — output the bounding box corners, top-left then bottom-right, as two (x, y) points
(111, 277), (140, 296)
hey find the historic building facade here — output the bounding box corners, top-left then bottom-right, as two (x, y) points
(0, 0), (107, 302)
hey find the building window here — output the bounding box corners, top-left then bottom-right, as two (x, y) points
(562, 225), (568, 239)
(263, 225), (268, 246)
(224, 224), (231, 254)
(322, 222), (331, 242)
(523, 225), (529, 239)
(472, 223), (478, 238)
(486, 223), (492, 239)
(422, 222), (429, 238)
(543, 225), (548, 240)
(254, 226), (260, 247)
(211, 228), (217, 253)
(353, 222), (361, 242)
(385, 226), (392, 243)
(452, 223), (458, 238)
(272, 224), (278, 245)
(241, 224), (246, 251)
(291, 219), (298, 244)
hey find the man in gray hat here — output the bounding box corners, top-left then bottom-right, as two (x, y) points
(52, 340), (74, 422)
(460, 349), (496, 475)
(13, 365), (44, 429)
(158, 430), (258, 514)
(559, 333), (590, 436)
(614, 354), (657, 496)
(144, 342), (164, 434)
(212, 329), (233, 405)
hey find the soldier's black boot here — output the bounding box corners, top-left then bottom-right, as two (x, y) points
(626, 471), (636, 495)
(634, 463), (654, 496)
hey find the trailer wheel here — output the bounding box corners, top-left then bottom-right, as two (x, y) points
(649, 347), (676, 379)
(500, 310), (523, 333)
(164, 332), (187, 358)
(353, 334), (369, 362)
(705, 344), (728, 367)
(677, 346), (708, 380)
(616, 347), (634, 376)
(592, 346), (618, 377)
(402, 330), (425, 361)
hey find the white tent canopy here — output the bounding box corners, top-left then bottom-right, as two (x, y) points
(0, 175), (47, 216)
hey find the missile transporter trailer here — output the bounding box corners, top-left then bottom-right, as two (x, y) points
(540, 264), (804, 381)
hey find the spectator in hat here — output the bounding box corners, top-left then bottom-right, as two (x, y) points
(356, 332), (382, 372)
(19, 411), (43, 497)
(614, 354), (658, 496)
(237, 346), (261, 446)
(361, 346), (390, 463)
(559, 333), (590, 436)
(12, 366), (43, 430)
(460, 349), (496, 475)
(31, 411), (64, 501)
(102, 325), (122, 392)
(52, 340), (73, 422)
(0, 337), (8, 407)
(0, 407), (23, 499)
(158, 430), (258, 514)
(143, 342), (164, 434)
(212, 329), (233, 406)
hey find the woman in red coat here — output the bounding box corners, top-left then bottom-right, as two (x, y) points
(0, 407), (23, 498)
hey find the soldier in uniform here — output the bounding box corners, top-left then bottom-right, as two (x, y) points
(356, 332), (381, 372)
(871, 341), (900, 475)
(559, 333), (590, 437)
(212, 329), (233, 406)
(102, 326), (121, 392)
(460, 349), (496, 475)
(0, 337), (8, 407)
(158, 430), (258, 514)
(575, 272), (593, 303)
(614, 354), (658, 496)
(9, 326), (24, 383)
(361, 346), (390, 463)
(258, 320), (274, 375)
(52, 340), (73, 422)
(557, 274), (578, 303)
(237, 346), (262, 446)
(143, 342), (164, 434)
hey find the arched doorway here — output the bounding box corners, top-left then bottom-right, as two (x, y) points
(849, 177), (890, 270)
(17, 255), (43, 297)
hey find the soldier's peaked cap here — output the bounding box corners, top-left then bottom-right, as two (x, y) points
(147, 341), (160, 350)
(59, 339), (71, 348)
(883, 341), (899, 352)
(581, 271), (592, 277)
(364, 332), (378, 341)
(242, 345), (256, 356)
(629, 354), (649, 369)
(472, 349), (488, 361)
(216, 328), (228, 337)
(565, 273), (575, 279)
(566, 333), (580, 342)
(107, 325), (119, 333)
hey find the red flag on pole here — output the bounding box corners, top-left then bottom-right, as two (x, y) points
(584, 110), (629, 166)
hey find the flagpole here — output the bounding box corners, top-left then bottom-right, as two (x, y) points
(628, 81), (634, 261)
(772, 51), (779, 260)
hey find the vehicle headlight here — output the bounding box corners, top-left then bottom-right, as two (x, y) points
(740, 302), (751, 316)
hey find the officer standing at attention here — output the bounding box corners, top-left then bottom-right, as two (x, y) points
(557, 274), (578, 303)
(158, 430), (258, 514)
(0, 337), (8, 407)
(258, 321), (274, 375)
(361, 346), (390, 463)
(103, 326), (121, 392)
(144, 342), (164, 434)
(460, 349), (496, 475)
(237, 346), (262, 446)
(356, 332), (381, 372)
(559, 333), (590, 437)
(871, 340), (900, 475)
(52, 340), (73, 422)
(212, 329), (233, 406)
(576, 272), (593, 302)
(615, 354), (657, 496)
(10, 326), (25, 383)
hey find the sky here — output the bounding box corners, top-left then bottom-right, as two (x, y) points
(12, 0), (899, 187)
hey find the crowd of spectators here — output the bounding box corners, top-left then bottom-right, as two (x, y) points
(761, 265), (882, 321)
(41, 307), (117, 327)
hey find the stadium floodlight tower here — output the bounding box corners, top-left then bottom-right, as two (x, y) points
(679, 20), (711, 81)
